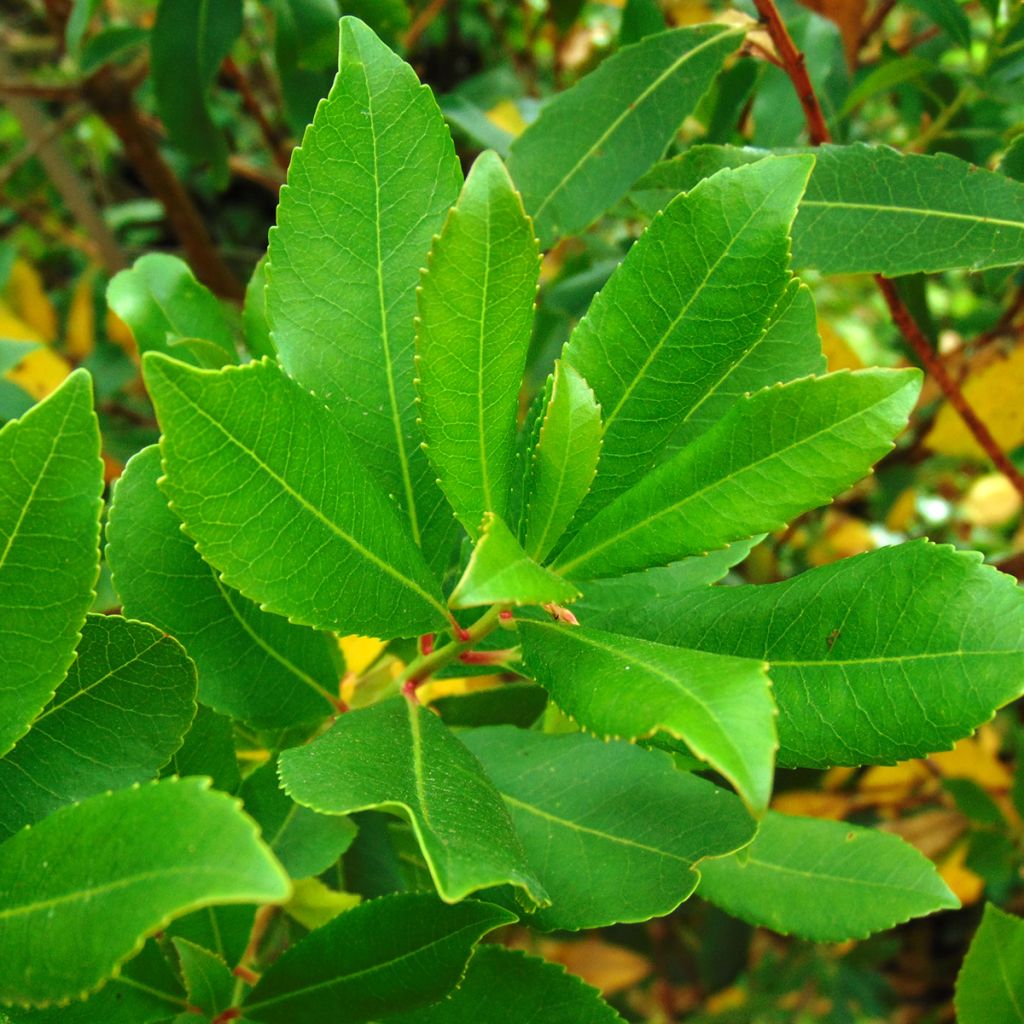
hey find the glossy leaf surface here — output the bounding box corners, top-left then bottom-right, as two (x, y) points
(955, 904), (1024, 1024)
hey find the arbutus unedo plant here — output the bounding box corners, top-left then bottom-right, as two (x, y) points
(2, 12), (1024, 1024)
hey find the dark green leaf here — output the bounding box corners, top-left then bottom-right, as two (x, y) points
(267, 16), (462, 562)
(518, 621), (774, 812)
(143, 355), (448, 638)
(242, 893), (516, 1023)
(0, 614), (197, 840)
(449, 513), (580, 609)
(107, 446), (338, 728)
(172, 939), (233, 1016)
(0, 777), (289, 1006)
(0, 370), (102, 757)
(697, 812), (959, 941)
(279, 698), (546, 905)
(464, 728), (756, 930)
(417, 150), (538, 537)
(507, 24), (744, 246)
(552, 370), (920, 581)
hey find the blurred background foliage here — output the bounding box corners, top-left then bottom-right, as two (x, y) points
(2, 0), (1024, 1020)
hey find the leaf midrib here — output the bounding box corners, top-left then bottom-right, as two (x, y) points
(800, 198), (1024, 231)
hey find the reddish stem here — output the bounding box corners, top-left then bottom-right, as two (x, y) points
(876, 277), (1024, 501)
(419, 633), (435, 656)
(458, 648), (520, 666)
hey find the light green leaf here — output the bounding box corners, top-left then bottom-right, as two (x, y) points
(150, 0), (242, 186)
(279, 698), (546, 905)
(107, 254), (236, 366)
(0, 614), (197, 841)
(562, 156), (814, 520)
(634, 144), (1024, 274)
(449, 513), (580, 609)
(463, 728), (756, 930)
(242, 893), (516, 1024)
(0, 340), (40, 376)
(417, 150), (538, 536)
(955, 904), (1024, 1024)
(523, 361), (602, 561)
(387, 945), (624, 1023)
(507, 24), (744, 246)
(242, 255), (275, 359)
(172, 939), (233, 1017)
(0, 370), (102, 757)
(107, 446), (338, 728)
(697, 812), (959, 941)
(240, 758), (356, 879)
(552, 370), (920, 581)
(572, 538), (759, 629)
(0, 777), (289, 1007)
(517, 621), (774, 813)
(143, 355), (447, 639)
(905, 0), (971, 47)
(267, 16), (462, 561)
(614, 541), (1024, 769)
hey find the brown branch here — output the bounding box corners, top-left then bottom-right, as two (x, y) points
(82, 64), (243, 298)
(751, 0), (832, 144)
(858, 0), (898, 50)
(222, 56), (291, 172)
(877, 277), (1024, 498)
(756, 0), (1024, 502)
(404, 0), (448, 52)
(0, 79), (80, 101)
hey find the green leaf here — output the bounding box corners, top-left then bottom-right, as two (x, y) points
(142, 355), (447, 639)
(387, 945), (624, 1023)
(561, 156), (815, 521)
(242, 893), (516, 1023)
(620, 541), (1024, 768)
(463, 728), (756, 930)
(517, 621), (774, 813)
(107, 446), (338, 729)
(0, 614), (197, 841)
(955, 904), (1024, 1024)
(0, 777), (289, 1007)
(904, 0), (971, 47)
(507, 24), (744, 246)
(553, 369), (920, 581)
(172, 939), (233, 1017)
(273, 0), (337, 136)
(242, 254), (275, 359)
(634, 144), (1024, 275)
(0, 370), (102, 757)
(417, 150), (539, 536)
(164, 704), (241, 793)
(150, 0), (242, 187)
(267, 16), (463, 561)
(572, 538), (760, 629)
(523, 361), (602, 561)
(432, 682), (548, 729)
(279, 698), (546, 905)
(697, 812), (959, 941)
(107, 255), (236, 367)
(449, 513), (580, 609)
(240, 758), (357, 879)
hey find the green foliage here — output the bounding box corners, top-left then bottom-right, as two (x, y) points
(3, 7), (1024, 1021)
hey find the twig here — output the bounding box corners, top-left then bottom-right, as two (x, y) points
(222, 56), (291, 172)
(751, 0), (831, 145)
(755, 0), (1024, 501)
(876, 277), (1024, 499)
(858, 0), (897, 50)
(404, 0), (448, 52)
(0, 79), (80, 101)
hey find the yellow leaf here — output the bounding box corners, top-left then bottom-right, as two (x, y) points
(818, 319), (863, 371)
(880, 809), (967, 859)
(419, 673), (504, 704)
(772, 791), (852, 820)
(885, 486), (917, 532)
(0, 299), (46, 344)
(807, 512), (874, 566)
(486, 99), (527, 138)
(929, 732), (1012, 790)
(925, 345), (1024, 459)
(6, 347), (72, 400)
(285, 877), (360, 931)
(667, 0), (715, 26)
(338, 635), (387, 676)
(4, 260), (57, 342)
(962, 473), (1022, 527)
(938, 841), (984, 906)
(105, 308), (138, 357)
(858, 760), (934, 808)
(705, 986), (747, 1014)
(538, 937), (651, 996)
(66, 269), (97, 361)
